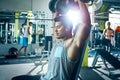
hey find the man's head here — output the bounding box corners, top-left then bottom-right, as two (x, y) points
(105, 21), (111, 29)
(54, 15), (73, 39)
(29, 22), (33, 26)
(21, 23), (25, 27)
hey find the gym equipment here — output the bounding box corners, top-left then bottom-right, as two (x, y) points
(55, 0), (69, 14)
(90, 0), (103, 11)
(90, 24), (120, 76)
(70, 40), (88, 80)
(49, 0), (72, 14)
(49, 0), (90, 13)
(44, 36), (52, 51)
(8, 47), (18, 54)
(115, 26), (120, 50)
(115, 32), (120, 49)
(4, 47), (18, 58)
(92, 49), (120, 68)
(81, 0), (90, 3)
(0, 22), (15, 44)
(4, 54), (18, 58)
(94, 36), (111, 47)
(89, 23), (100, 48)
(48, 0), (58, 13)
(92, 48), (120, 76)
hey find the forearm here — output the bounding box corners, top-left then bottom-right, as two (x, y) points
(78, 1), (91, 24)
(74, 1), (91, 47)
(20, 28), (24, 35)
(28, 27), (33, 35)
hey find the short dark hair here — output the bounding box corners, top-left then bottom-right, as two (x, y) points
(29, 22), (32, 25)
(21, 23), (25, 26)
(54, 15), (73, 29)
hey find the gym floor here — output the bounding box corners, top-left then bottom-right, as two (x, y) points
(0, 51), (120, 80)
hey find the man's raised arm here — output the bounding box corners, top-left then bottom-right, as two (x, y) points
(68, 0), (91, 61)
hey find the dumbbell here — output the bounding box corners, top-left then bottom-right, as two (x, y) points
(48, 0), (90, 13)
(49, 0), (69, 14)
(48, 0), (58, 13)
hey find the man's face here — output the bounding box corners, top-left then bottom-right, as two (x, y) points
(29, 23), (32, 26)
(106, 22), (110, 29)
(54, 21), (66, 39)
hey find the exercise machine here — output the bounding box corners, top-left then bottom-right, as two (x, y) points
(91, 38), (120, 77)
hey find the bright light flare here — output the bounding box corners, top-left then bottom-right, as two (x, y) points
(67, 10), (79, 26)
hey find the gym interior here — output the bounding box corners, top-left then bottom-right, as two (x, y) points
(0, 0), (120, 80)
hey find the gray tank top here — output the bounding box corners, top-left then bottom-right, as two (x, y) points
(41, 41), (77, 80)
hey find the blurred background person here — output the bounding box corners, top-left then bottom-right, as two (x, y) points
(103, 21), (115, 50)
(103, 21), (114, 40)
(18, 22), (33, 56)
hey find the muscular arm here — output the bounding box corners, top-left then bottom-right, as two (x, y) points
(28, 27), (32, 35)
(67, 1), (91, 61)
(20, 27), (24, 35)
(103, 29), (106, 36)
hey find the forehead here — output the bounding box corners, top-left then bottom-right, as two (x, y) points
(54, 21), (65, 29)
(106, 22), (110, 25)
(107, 22), (110, 24)
(55, 21), (62, 26)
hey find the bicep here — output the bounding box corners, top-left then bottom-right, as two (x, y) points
(103, 29), (106, 35)
(28, 27), (32, 34)
(67, 38), (86, 61)
(67, 43), (80, 61)
(74, 24), (90, 47)
(68, 25), (90, 61)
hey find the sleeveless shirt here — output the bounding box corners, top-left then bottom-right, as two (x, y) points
(23, 26), (29, 38)
(41, 41), (77, 80)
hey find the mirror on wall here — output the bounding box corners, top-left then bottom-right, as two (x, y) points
(0, 11), (53, 45)
(0, 11), (15, 44)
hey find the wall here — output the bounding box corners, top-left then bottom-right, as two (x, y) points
(32, 0), (53, 36)
(0, 0), (32, 11)
(0, 0), (52, 15)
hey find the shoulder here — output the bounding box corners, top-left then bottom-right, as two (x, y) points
(28, 26), (32, 29)
(103, 29), (107, 32)
(104, 29), (107, 31)
(24, 25), (28, 28)
(20, 27), (24, 30)
(111, 28), (114, 31)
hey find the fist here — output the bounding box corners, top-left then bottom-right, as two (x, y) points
(74, 0), (90, 3)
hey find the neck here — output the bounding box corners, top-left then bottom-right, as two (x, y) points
(63, 34), (72, 41)
(108, 27), (111, 29)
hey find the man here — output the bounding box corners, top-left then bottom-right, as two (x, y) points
(12, 0), (91, 80)
(103, 21), (114, 40)
(102, 21), (115, 51)
(103, 21), (114, 47)
(18, 22), (33, 56)
(18, 23), (24, 45)
(28, 22), (33, 44)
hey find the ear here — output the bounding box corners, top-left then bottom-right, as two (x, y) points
(65, 27), (71, 33)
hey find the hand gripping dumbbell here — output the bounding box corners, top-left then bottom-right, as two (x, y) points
(48, 0), (90, 13)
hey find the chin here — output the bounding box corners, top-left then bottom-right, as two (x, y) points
(56, 36), (61, 39)
(56, 37), (60, 39)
